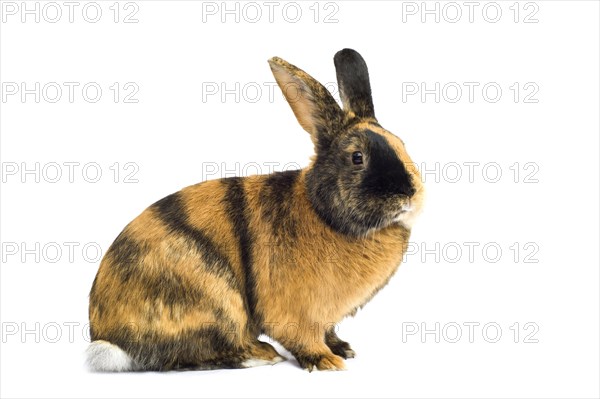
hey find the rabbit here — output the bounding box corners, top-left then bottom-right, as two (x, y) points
(86, 48), (424, 372)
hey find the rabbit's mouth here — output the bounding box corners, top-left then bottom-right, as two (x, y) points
(391, 189), (425, 229)
(389, 199), (416, 224)
(400, 199), (413, 212)
(392, 204), (413, 221)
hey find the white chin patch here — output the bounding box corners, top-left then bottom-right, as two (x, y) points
(392, 202), (417, 227)
(393, 213), (407, 223)
(393, 211), (417, 229)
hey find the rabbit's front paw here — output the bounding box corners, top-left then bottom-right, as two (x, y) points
(297, 352), (346, 372)
(325, 330), (356, 359)
(328, 340), (356, 359)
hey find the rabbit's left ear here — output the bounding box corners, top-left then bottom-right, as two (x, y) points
(269, 56), (344, 147)
(334, 49), (375, 119)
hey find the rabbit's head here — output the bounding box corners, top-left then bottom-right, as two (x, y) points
(269, 49), (424, 237)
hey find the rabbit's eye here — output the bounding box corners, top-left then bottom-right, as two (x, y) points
(352, 151), (364, 165)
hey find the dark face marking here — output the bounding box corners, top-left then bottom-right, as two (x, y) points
(151, 192), (237, 290)
(362, 130), (415, 198)
(259, 170), (301, 241)
(221, 177), (259, 330)
(305, 127), (415, 237)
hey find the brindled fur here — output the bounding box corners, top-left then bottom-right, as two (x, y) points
(88, 49), (424, 372)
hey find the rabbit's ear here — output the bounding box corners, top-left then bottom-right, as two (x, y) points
(269, 56), (344, 145)
(334, 49), (375, 119)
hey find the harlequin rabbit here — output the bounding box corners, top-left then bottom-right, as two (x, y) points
(87, 48), (424, 372)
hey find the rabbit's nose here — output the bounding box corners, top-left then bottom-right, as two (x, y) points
(398, 182), (416, 198)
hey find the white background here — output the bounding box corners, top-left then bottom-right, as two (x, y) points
(1, 1), (599, 398)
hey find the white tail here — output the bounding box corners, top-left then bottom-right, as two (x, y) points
(86, 340), (135, 372)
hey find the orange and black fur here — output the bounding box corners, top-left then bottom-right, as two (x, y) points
(87, 49), (424, 372)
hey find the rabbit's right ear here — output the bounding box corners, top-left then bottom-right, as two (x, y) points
(333, 49), (375, 119)
(269, 57), (344, 147)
